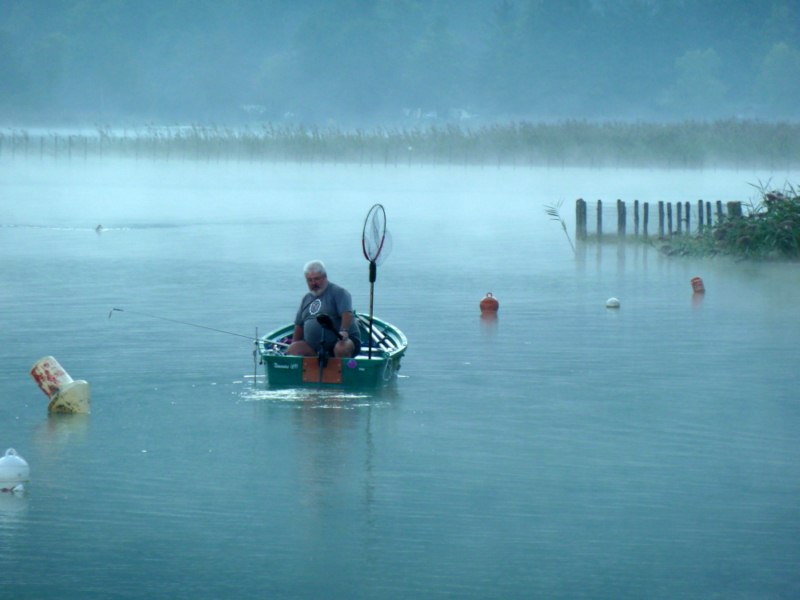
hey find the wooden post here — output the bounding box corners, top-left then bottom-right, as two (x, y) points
(716, 200), (724, 224)
(617, 199), (626, 238)
(667, 202), (673, 236)
(706, 202), (712, 230)
(596, 199), (603, 240)
(677, 202), (683, 234)
(697, 200), (704, 232)
(684, 201), (690, 233)
(658, 201), (665, 238)
(643, 202), (649, 238)
(634, 200), (640, 236)
(727, 201), (742, 218)
(576, 199), (587, 240)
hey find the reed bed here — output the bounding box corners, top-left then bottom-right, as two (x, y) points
(1, 120), (798, 169)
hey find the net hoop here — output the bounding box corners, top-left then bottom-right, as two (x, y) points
(362, 204), (388, 264)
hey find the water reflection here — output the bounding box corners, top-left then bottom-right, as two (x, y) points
(480, 312), (498, 338)
(243, 385), (387, 548)
(241, 386), (385, 408)
(576, 239), (587, 270)
(33, 414), (90, 453)
(577, 238), (657, 273)
(0, 490), (28, 536)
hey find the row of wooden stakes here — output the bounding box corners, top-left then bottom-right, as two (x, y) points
(575, 198), (743, 239)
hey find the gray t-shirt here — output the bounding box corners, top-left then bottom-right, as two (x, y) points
(294, 282), (361, 351)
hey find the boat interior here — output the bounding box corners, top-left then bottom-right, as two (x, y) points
(263, 313), (401, 357)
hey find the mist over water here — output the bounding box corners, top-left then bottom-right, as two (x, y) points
(1, 160), (799, 599)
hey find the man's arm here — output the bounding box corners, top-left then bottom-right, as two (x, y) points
(339, 311), (353, 338)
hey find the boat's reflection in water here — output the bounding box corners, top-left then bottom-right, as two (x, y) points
(240, 379), (403, 523)
(241, 379), (400, 409)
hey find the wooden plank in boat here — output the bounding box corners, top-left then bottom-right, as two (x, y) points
(302, 357), (342, 383)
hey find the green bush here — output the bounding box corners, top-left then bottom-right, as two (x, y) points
(663, 185), (800, 259)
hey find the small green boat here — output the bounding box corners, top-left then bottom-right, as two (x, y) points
(259, 312), (407, 388)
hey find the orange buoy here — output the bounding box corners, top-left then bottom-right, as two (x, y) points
(480, 292), (499, 313)
(691, 277), (705, 294)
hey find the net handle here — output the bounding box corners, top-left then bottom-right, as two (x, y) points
(361, 203), (388, 359)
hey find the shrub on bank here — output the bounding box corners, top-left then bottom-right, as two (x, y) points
(661, 185), (800, 259)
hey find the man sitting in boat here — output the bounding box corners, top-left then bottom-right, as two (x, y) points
(286, 260), (362, 358)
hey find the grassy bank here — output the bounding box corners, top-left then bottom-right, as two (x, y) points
(1, 119), (799, 169)
(659, 184), (800, 260)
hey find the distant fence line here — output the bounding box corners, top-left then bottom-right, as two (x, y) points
(575, 198), (743, 240)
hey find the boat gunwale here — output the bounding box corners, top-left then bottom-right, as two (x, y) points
(259, 312), (407, 361)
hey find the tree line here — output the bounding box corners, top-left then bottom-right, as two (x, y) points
(1, 0), (799, 126)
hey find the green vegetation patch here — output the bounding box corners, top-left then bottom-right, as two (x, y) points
(660, 184), (800, 260)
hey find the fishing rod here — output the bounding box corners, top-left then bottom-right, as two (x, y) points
(108, 307), (290, 346)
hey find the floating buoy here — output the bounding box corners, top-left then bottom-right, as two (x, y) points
(606, 297), (620, 308)
(691, 276), (705, 294)
(0, 449), (29, 492)
(480, 292), (499, 313)
(30, 356), (91, 414)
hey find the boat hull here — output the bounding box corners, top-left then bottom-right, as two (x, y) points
(259, 313), (407, 388)
(264, 353), (402, 387)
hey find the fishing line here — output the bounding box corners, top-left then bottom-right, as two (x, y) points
(108, 307), (261, 342)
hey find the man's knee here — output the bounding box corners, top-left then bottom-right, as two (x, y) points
(334, 340), (356, 358)
(287, 341), (314, 356)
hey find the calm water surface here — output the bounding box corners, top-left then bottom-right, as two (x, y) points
(1, 160), (799, 599)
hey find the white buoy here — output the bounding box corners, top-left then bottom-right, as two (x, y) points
(606, 297), (621, 309)
(0, 449), (29, 492)
(30, 356), (91, 414)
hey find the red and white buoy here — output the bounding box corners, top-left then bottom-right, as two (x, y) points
(480, 292), (499, 313)
(691, 276), (705, 294)
(30, 356), (91, 414)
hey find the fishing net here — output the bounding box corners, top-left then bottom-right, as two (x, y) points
(362, 204), (392, 266)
